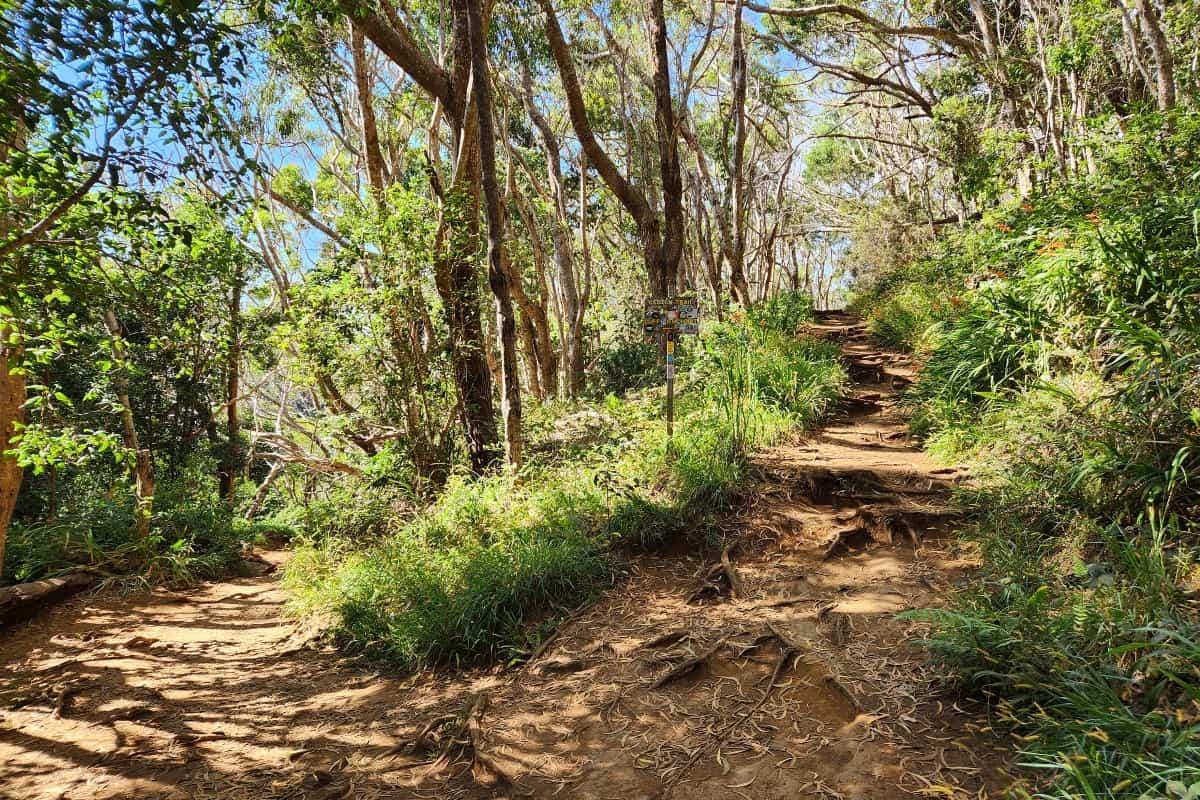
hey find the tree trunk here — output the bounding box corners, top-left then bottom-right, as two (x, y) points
(1132, 0), (1175, 110)
(570, 152), (592, 395)
(538, 0), (677, 298)
(352, 27), (389, 195)
(503, 146), (560, 398)
(464, 0), (522, 467)
(0, 106), (29, 578)
(219, 276), (242, 502)
(246, 460), (284, 521)
(647, 0), (685, 297)
(518, 313), (543, 401)
(347, 2), (501, 473)
(103, 310), (154, 540)
(726, 0), (752, 306)
(519, 70), (583, 397)
(695, 183), (723, 318)
(0, 325), (24, 578)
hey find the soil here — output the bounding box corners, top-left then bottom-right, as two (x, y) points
(0, 312), (1017, 800)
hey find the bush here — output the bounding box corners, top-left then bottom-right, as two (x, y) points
(3, 472), (264, 585)
(286, 473), (616, 667)
(746, 290), (815, 336)
(907, 511), (1200, 799)
(875, 120), (1200, 798)
(285, 309), (846, 670)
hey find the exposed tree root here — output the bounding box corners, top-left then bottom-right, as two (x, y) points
(687, 542), (744, 603)
(662, 624), (802, 787)
(639, 628), (692, 650)
(649, 636), (729, 689)
(400, 694), (513, 788)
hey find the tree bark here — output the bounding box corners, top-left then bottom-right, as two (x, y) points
(571, 152), (593, 395)
(348, 3), (501, 473)
(507, 186), (561, 397)
(246, 460), (284, 521)
(647, 0), (685, 297)
(103, 310), (154, 540)
(0, 325), (23, 578)
(464, 0), (522, 467)
(1131, 0), (1175, 110)
(538, 0), (680, 298)
(351, 27), (390, 196)
(519, 67), (583, 394)
(726, 0), (751, 306)
(218, 275), (242, 502)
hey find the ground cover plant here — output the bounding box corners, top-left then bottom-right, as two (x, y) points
(283, 299), (846, 668)
(857, 114), (1200, 797)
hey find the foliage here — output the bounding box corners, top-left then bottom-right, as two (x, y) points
(864, 112), (1200, 798)
(4, 464), (269, 584)
(593, 334), (660, 397)
(284, 303), (845, 669)
(745, 291), (814, 337)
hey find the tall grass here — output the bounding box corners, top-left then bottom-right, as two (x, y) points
(3, 467), (270, 585)
(284, 295), (846, 670)
(866, 124), (1200, 798)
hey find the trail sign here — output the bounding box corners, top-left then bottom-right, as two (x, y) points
(643, 294), (701, 446)
(643, 298), (701, 338)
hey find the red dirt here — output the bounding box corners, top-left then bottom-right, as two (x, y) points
(0, 312), (1017, 800)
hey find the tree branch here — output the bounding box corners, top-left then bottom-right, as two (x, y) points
(743, 1), (983, 58)
(536, 0), (655, 227)
(340, 1), (457, 119)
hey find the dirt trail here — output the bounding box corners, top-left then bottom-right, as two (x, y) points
(0, 312), (1013, 800)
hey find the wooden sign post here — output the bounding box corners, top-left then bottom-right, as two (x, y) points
(643, 295), (701, 447)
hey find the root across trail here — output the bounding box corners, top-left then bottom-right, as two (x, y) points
(0, 312), (1014, 800)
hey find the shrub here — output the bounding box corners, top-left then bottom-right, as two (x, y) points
(285, 310), (846, 670)
(881, 127), (1200, 798)
(746, 290), (815, 336)
(594, 336), (660, 397)
(2, 472), (264, 585)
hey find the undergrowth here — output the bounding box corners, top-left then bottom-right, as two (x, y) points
(282, 295), (847, 670)
(3, 468), (273, 586)
(863, 113), (1200, 798)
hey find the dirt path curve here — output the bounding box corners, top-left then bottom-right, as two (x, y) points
(0, 312), (1014, 800)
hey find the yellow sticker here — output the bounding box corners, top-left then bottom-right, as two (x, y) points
(666, 340), (675, 355)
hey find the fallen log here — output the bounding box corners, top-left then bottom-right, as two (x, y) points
(0, 572), (94, 627)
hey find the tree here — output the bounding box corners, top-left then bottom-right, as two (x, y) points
(0, 0), (244, 575)
(337, 0), (504, 472)
(537, 0), (685, 298)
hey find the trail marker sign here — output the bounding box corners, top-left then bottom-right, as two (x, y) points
(643, 294), (701, 444)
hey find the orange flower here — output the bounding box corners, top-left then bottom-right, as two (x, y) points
(1037, 240), (1066, 255)
(948, 295), (964, 307)
(996, 222), (1014, 233)
(1086, 211), (1101, 224)
(1020, 202), (1034, 212)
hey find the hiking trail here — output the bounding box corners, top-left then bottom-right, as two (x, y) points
(0, 312), (1014, 800)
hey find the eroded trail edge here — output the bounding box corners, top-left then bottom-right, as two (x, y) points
(0, 312), (1013, 800)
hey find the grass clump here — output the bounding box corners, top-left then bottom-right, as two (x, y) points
(284, 294), (846, 670)
(3, 465), (272, 586)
